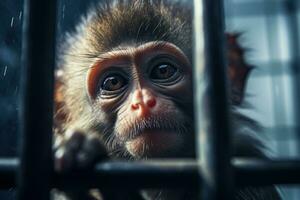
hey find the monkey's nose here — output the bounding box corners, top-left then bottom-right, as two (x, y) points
(131, 98), (156, 109)
(131, 90), (157, 116)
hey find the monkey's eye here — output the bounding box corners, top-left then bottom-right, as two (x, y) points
(150, 64), (178, 80)
(101, 74), (127, 92)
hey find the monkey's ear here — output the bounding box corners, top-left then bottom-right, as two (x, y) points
(54, 69), (68, 132)
(226, 33), (253, 105)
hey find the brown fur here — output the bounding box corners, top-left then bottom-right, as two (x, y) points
(54, 1), (281, 199)
(56, 0), (192, 132)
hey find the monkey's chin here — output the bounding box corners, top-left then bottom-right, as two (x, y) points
(125, 131), (182, 158)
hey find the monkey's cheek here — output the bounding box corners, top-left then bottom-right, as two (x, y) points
(125, 131), (182, 158)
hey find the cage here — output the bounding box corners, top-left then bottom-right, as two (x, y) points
(0, 0), (299, 199)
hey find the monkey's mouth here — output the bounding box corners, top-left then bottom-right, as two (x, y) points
(124, 129), (182, 158)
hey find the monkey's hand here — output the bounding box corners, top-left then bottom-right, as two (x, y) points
(53, 130), (107, 200)
(54, 129), (107, 172)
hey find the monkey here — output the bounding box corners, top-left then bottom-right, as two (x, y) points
(53, 0), (282, 199)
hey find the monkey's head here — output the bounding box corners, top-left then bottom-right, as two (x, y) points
(58, 1), (194, 160)
(56, 0), (251, 160)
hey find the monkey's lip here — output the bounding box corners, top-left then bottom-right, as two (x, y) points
(125, 129), (181, 157)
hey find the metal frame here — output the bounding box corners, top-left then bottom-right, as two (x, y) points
(0, 0), (298, 199)
(17, 0), (57, 199)
(1, 159), (300, 189)
(194, 0), (232, 199)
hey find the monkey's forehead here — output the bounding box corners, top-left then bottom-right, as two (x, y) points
(107, 41), (186, 56)
(74, 0), (193, 58)
(87, 41), (191, 69)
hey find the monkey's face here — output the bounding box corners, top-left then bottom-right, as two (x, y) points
(86, 41), (194, 159)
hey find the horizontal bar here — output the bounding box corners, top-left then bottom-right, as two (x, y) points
(0, 158), (18, 189)
(1, 158), (300, 189)
(234, 159), (300, 186)
(226, 1), (300, 17)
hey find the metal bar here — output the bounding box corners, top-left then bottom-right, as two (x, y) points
(2, 159), (300, 188)
(18, 0), (57, 199)
(0, 159), (18, 189)
(194, 0), (233, 199)
(233, 159), (300, 186)
(284, 0), (300, 155)
(263, 0), (285, 159)
(226, 1), (300, 17)
(55, 160), (200, 190)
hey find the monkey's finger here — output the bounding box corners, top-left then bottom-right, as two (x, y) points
(76, 134), (108, 168)
(55, 146), (73, 172)
(54, 130), (85, 172)
(53, 133), (65, 151)
(64, 130), (85, 150)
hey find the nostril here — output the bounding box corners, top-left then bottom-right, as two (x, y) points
(147, 98), (156, 108)
(131, 103), (140, 110)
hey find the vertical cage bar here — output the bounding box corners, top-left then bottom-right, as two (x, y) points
(284, 0), (300, 154)
(193, 0), (233, 200)
(18, 0), (57, 199)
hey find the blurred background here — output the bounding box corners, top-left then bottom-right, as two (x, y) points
(0, 0), (299, 199)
